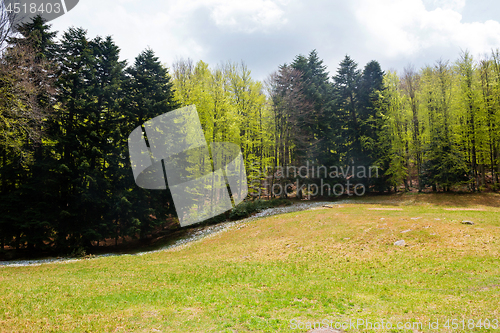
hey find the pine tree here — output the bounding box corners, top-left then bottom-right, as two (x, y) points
(291, 50), (332, 164)
(80, 35), (127, 246)
(123, 49), (179, 237)
(8, 15), (57, 61)
(51, 27), (97, 249)
(358, 60), (385, 188)
(332, 55), (362, 165)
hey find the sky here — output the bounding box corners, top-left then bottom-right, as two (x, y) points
(49, 0), (500, 81)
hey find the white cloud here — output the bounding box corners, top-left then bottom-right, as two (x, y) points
(52, 0), (289, 66)
(209, 0), (288, 33)
(49, 0), (500, 80)
(353, 0), (500, 59)
(423, 0), (465, 11)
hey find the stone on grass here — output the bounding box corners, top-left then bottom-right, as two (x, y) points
(461, 220), (474, 225)
(394, 240), (406, 246)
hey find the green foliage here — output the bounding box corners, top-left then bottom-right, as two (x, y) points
(0, 17), (181, 255)
(291, 50), (332, 164)
(229, 199), (292, 220)
(2, 17), (499, 257)
(375, 52), (500, 193)
(421, 142), (470, 191)
(121, 48), (179, 238)
(172, 59), (273, 198)
(374, 71), (409, 191)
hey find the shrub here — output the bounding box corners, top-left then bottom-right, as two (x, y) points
(229, 199), (292, 220)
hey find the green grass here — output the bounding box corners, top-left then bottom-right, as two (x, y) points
(1, 193), (500, 332)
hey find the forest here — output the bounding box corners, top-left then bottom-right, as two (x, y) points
(1, 16), (499, 254)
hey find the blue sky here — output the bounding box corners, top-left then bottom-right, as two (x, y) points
(49, 0), (500, 80)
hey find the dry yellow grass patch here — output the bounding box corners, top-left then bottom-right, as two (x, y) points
(1, 193), (499, 333)
(179, 197), (500, 264)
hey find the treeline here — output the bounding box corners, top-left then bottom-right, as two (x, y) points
(0, 17), (180, 253)
(1, 16), (499, 255)
(171, 54), (387, 197)
(257, 50), (500, 195)
(380, 56), (500, 192)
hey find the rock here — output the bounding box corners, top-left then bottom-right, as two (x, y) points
(323, 205), (334, 208)
(394, 240), (406, 246)
(461, 220), (474, 225)
(401, 229), (412, 233)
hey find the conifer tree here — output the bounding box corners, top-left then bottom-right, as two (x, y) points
(123, 48), (179, 238)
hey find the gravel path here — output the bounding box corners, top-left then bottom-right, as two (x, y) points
(0, 200), (357, 267)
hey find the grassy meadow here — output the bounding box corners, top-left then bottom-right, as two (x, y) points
(1, 193), (500, 332)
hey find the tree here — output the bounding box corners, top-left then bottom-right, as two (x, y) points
(418, 60), (471, 191)
(357, 60), (385, 189)
(375, 71), (409, 192)
(456, 51), (481, 191)
(51, 27), (99, 249)
(478, 54), (499, 187)
(8, 15), (57, 61)
(291, 50), (331, 164)
(332, 55), (362, 166)
(173, 59), (273, 199)
(401, 65), (422, 190)
(266, 65), (315, 197)
(0, 2), (17, 52)
(123, 48), (179, 237)
(490, 49), (500, 186)
(0, 15), (56, 252)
